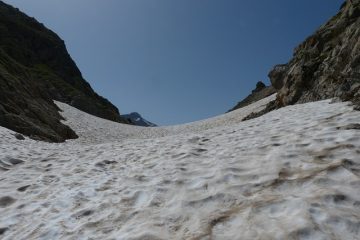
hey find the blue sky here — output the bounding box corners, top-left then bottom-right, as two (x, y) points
(4, 0), (343, 125)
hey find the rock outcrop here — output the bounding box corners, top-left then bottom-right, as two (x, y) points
(0, 1), (129, 142)
(228, 81), (276, 112)
(269, 0), (360, 110)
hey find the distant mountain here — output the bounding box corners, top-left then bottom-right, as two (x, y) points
(0, 1), (129, 142)
(242, 0), (360, 120)
(121, 112), (157, 127)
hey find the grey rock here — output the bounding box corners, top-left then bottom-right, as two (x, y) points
(0, 227), (8, 235)
(268, 64), (288, 90)
(14, 133), (25, 140)
(337, 123), (360, 130)
(0, 196), (16, 208)
(17, 185), (30, 192)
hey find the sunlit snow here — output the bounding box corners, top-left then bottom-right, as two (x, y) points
(1, 95), (360, 239)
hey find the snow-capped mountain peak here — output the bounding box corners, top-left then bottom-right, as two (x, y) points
(121, 112), (157, 127)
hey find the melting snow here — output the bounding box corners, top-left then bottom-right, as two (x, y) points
(0, 95), (360, 239)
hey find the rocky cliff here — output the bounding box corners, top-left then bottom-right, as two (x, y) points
(0, 1), (129, 142)
(269, 0), (360, 111)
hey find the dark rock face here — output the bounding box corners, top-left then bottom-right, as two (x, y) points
(269, 0), (360, 109)
(253, 81), (266, 93)
(121, 112), (157, 127)
(0, 227), (8, 235)
(14, 133), (25, 140)
(0, 2), (129, 142)
(228, 81), (276, 112)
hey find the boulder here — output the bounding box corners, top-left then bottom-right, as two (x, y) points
(14, 133), (25, 140)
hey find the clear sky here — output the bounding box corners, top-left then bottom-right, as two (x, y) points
(4, 0), (343, 125)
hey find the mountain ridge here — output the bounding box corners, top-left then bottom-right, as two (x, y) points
(228, 81), (276, 112)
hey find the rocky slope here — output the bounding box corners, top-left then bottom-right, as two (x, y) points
(228, 81), (275, 112)
(268, 0), (360, 111)
(0, 1), (129, 142)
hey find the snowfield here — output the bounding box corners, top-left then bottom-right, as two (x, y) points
(1, 95), (360, 240)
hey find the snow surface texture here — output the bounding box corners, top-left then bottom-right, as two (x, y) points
(57, 94), (276, 144)
(1, 95), (360, 240)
